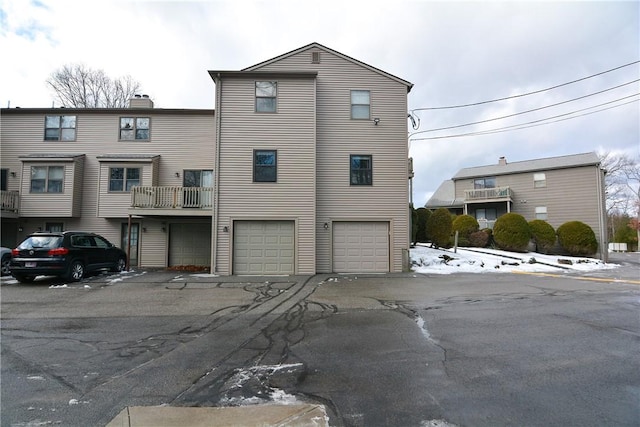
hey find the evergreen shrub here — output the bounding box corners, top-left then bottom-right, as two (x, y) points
(557, 221), (598, 256)
(528, 219), (556, 254)
(493, 213), (531, 252)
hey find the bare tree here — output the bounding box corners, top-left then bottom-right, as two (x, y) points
(600, 151), (640, 243)
(46, 64), (142, 108)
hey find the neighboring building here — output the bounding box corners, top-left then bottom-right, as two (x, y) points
(425, 153), (608, 260)
(1, 43), (414, 274)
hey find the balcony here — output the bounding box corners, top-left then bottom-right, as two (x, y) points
(1, 190), (20, 218)
(129, 186), (213, 216)
(464, 186), (512, 202)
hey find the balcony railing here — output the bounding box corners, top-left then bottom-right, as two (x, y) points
(464, 186), (512, 201)
(130, 186), (213, 210)
(1, 190), (20, 214)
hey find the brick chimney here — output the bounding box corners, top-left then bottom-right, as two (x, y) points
(498, 156), (507, 166)
(129, 94), (154, 108)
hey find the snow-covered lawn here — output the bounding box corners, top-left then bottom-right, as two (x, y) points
(410, 244), (620, 275)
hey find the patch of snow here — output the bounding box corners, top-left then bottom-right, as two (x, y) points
(48, 284), (67, 289)
(270, 388), (298, 404)
(422, 420), (459, 427)
(410, 245), (619, 275)
(27, 375), (45, 381)
(190, 273), (219, 278)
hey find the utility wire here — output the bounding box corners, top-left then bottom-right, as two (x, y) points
(411, 60), (640, 111)
(410, 96), (639, 141)
(409, 79), (640, 137)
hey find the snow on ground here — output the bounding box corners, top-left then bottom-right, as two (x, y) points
(410, 244), (620, 275)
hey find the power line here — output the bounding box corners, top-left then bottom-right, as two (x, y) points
(411, 60), (640, 111)
(409, 79), (639, 137)
(409, 96), (639, 141)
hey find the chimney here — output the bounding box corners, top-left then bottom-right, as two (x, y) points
(498, 156), (507, 166)
(129, 94), (154, 109)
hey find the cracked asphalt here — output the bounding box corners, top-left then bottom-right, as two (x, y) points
(1, 253), (639, 427)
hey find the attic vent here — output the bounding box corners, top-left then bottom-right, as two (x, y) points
(311, 51), (320, 64)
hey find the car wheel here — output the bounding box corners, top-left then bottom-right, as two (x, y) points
(67, 260), (85, 282)
(110, 257), (126, 273)
(13, 274), (36, 283)
(1, 254), (10, 276)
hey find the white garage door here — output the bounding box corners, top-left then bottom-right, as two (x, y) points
(233, 221), (295, 275)
(333, 221), (389, 273)
(169, 223), (212, 267)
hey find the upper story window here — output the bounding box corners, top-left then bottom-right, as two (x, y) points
(474, 177), (496, 189)
(350, 154), (372, 185)
(109, 167), (140, 192)
(534, 173), (546, 188)
(31, 166), (64, 193)
(351, 90), (370, 119)
(45, 115), (76, 141)
(253, 150), (277, 182)
(184, 170), (213, 187)
(120, 117), (150, 140)
(256, 81), (277, 113)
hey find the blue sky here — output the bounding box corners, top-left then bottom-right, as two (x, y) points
(1, 0), (638, 206)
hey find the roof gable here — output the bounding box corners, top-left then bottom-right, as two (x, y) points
(241, 42), (413, 92)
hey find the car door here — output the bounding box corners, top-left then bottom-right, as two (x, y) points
(72, 234), (103, 270)
(94, 235), (118, 267)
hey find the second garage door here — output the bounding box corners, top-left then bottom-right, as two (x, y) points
(169, 223), (212, 267)
(333, 221), (389, 273)
(233, 220), (295, 275)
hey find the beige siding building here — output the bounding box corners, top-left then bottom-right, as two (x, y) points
(1, 43), (413, 275)
(426, 153), (608, 260)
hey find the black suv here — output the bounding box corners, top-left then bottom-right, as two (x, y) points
(9, 231), (127, 283)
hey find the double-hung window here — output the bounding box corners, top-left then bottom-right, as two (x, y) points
(350, 154), (372, 185)
(109, 167), (140, 191)
(120, 117), (150, 140)
(30, 166), (64, 193)
(45, 115), (76, 141)
(534, 173), (546, 188)
(351, 90), (370, 119)
(256, 81), (277, 113)
(253, 150), (277, 182)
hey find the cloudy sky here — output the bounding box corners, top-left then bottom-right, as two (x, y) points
(1, 0), (638, 206)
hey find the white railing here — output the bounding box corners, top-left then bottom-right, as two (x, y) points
(1, 190), (19, 213)
(130, 186), (213, 209)
(477, 219), (496, 230)
(465, 186), (511, 201)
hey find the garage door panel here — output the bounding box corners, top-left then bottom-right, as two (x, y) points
(333, 221), (389, 273)
(169, 223), (211, 267)
(234, 220), (294, 275)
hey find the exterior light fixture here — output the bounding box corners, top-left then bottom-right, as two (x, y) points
(10, 171), (16, 177)
(323, 222), (329, 230)
(373, 118), (380, 125)
(223, 226), (229, 232)
(175, 172), (180, 178)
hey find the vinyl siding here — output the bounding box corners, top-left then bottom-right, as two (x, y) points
(251, 47), (409, 272)
(455, 164), (605, 250)
(1, 109), (215, 267)
(215, 76), (316, 275)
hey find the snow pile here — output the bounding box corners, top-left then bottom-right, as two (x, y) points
(410, 245), (618, 275)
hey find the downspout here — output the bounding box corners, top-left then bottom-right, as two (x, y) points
(211, 74), (222, 273)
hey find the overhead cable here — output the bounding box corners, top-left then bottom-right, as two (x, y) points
(411, 60), (640, 111)
(409, 79), (640, 137)
(409, 95), (639, 141)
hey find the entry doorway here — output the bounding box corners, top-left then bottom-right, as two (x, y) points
(121, 223), (140, 266)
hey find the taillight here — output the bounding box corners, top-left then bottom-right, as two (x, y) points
(48, 247), (69, 256)
(11, 248), (19, 256)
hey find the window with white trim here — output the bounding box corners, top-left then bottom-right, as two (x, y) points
(351, 90), (370, 119)
(534, 173), (546, 188)
(45, 115), (76, 141)
(535, 206), (548, 220)
(109, 167), (141, 191)
(255, 81), (277, 113)
(30, 166), (64, 193)
(120, 117), (150, 140)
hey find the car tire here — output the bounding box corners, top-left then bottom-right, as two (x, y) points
(1, 254), (10, 276)
(110, 257), (126, 273)
(13, 274), (36, 283)
(67, 260), (85, 282)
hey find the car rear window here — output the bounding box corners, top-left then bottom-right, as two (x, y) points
(18, 236), (63, 249)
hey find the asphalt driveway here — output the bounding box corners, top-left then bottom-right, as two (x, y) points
(1, 259), (638, 426)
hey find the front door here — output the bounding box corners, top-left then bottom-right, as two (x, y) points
(121, 223), (139, 267)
